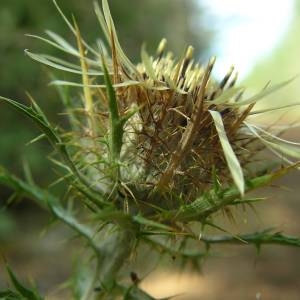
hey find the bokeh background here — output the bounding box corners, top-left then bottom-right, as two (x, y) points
(0, 0), (300, 299)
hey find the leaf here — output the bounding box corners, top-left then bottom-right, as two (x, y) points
(200, 229), (300, 247)
(230, 76), (298, 107)
(26, 133), (46, 145)
(22, 160), (34, 186)
(209, 110), (244, 195)
(47, 196), (102, 254)
(264, 140), (300, 159)
(26, 33), (79, 56)
(141, 44), (157, 80)
(51, 0), (98, 57)
(25, 51), (103, 75)
(94, 0), (137, 74)
(205, 221), (246, 243)
(0, 165), (105, 256)
(0, 166), (47, 208)
(71, 262), (94, 300)
(133, 215), (174, 232)
(26, 34), (99, 67)
(173, 162), (300, 222)
(209, 87), (244, 105)
(50, 80), (140, 88)
(246, 122), (300, 146)
(244, 122), (300, 160)
(232, 197), (265, 205)
(102, 56), (124, 162)
(0, 95), (60, 148)
(6, 265), (43, 300)
(45, 30), (78, 55)
(0, 289), (23, 300)
(93, 0), (110, 42)
(250, 102), (300, 115)
(0, 95), (74, 170)
(0, 95), (107, 202)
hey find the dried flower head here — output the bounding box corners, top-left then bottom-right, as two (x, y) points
(23, 0), (299, 220)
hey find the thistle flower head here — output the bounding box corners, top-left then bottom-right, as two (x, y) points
(25, 0), (300, 218)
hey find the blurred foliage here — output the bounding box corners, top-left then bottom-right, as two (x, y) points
(0, 0), (211, 184)
(0, 211), (16, 241)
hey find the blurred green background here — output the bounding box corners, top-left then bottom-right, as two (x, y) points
(0, 0), (300, 299)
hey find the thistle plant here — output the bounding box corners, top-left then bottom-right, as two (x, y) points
(1, 0), (300, 299)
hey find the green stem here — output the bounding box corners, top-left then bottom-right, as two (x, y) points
(201, 230), (300, 248)
(170, 164), (298, 222)
(96, 227), (135, 290)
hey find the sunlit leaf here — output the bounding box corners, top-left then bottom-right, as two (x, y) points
(230, 76), (297, 107)
(250, 102), (300, 115)
(50, 80), (140, 88)
(25, 51), (103, 75)
(209, 110), (244, 195)
(244, 122), (300, 160)
(46, 30), (78, 55)
(209, 87), (244, 105)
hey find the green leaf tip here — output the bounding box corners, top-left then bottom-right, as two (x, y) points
(5, 264), (44, 300)
(101, 56), (124, 164)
